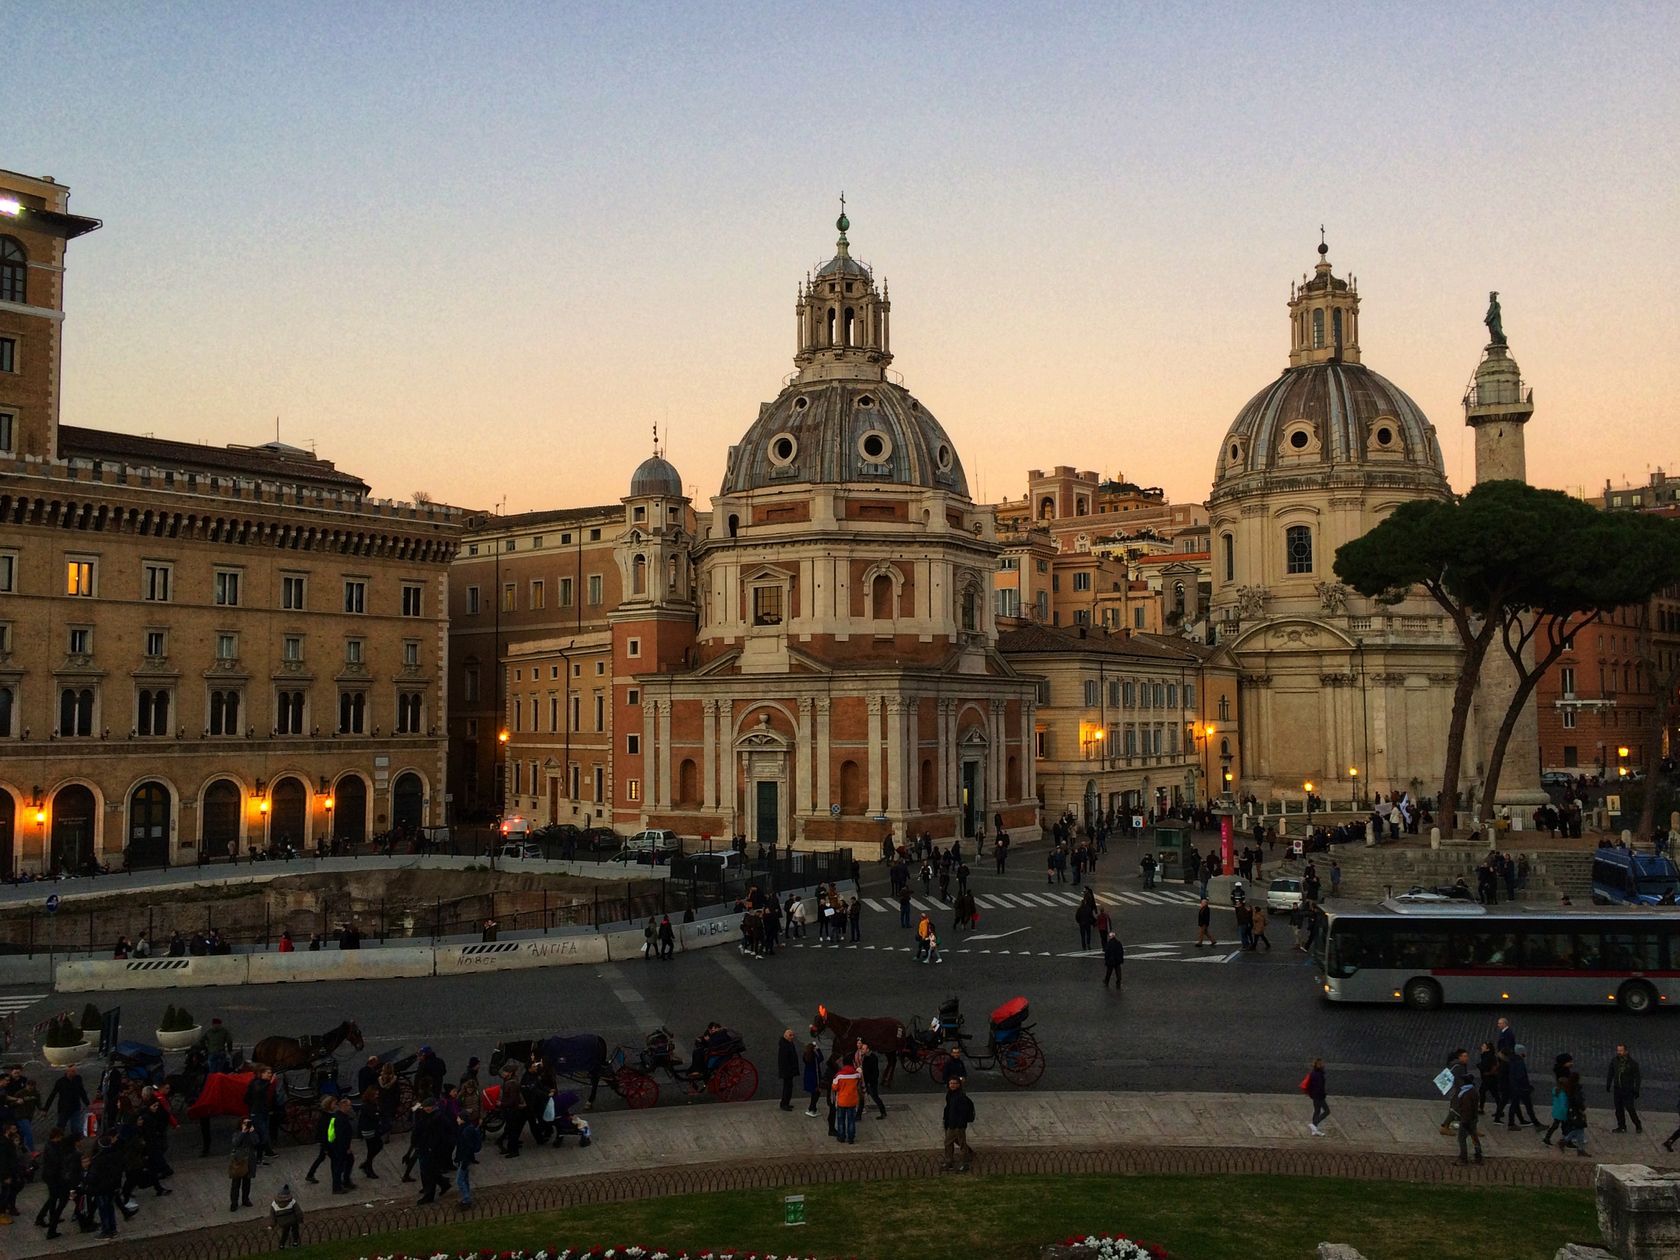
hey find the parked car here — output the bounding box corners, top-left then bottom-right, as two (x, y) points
(498, 842), (543, 861)
(625, 828), (682, 854)
(581, 827), (623, 853)
(498, 815), (533, 839)
(684, 849), (747, 879)
(609, 846), (677, 867)
(1539, 770), (1574, 789)
(1266, 876), (1304, 913)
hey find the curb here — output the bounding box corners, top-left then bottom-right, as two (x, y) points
(80, 1142), (1595, 1260)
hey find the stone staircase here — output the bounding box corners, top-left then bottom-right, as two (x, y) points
(1322, 843), (1594, 904)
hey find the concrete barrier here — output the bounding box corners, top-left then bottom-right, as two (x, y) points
(679, 915), (738, 952)
(246, 946), (435, 984)
(434, 935), (607, 975)
(57, 955), (249, 992)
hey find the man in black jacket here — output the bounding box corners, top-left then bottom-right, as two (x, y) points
(776, 1029), (799, 1111)
(84, 1133), (125, 1239)
(44, 1066), (89, 1139)
(940, 1077), (975, 1172)
(34, 1127), (79, 1238)
(1608, 1044), (1643, 1133)
(413, 1099), (453, 1204)
(859, 1042), (888, 1120)
(1102, 931), (1125, 989)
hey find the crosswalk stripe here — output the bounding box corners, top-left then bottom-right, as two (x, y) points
(973, 894), (1009, 909)
(926, 897), (952, 911)
(907, 897), (932, 911)
(1000, 893), (1039, 908)
(1093, 892), (1125, 905)
(1020, 893), (1062, 908)
(863, 898), (891, 912)
(0, 994), (46, 1014)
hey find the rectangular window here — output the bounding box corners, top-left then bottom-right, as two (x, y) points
(466, 586), (481, 615)
(559, 577), (574, 607)
(1561, 708), (1576, 729)
(283, 634), (303, 662)
(595, 660), (605, 675)
(627, 637), (641, 658)
(1125, 726), (1138, 756)
(401, 583), (423, 617)
(403, 640), (420, 667)
(345, 638), (364, 665)
(995, 588), (1020, 618)
(627, 778), (642, 802)
(0, 552), (14, 593)
(344, 580), (367, 614)
(627, 687), (640, 706)
(512, 761), (523, 795)
(66, 558), (95, 597)
(1560, 666), (1575, 695)
(1073, 571), (1092, 592)
(549, 695), (560, 732)
(142, 562), (172, 602)
(1034, 729), (1048, 758)
(571, 695), (581, 728)
(588, 574), (603, 606)
(1073, 608), (1090, 626)
(502, 582), (516, 612)
(752, 585), (783, 626)
(530, 580), (545, 610)
(627, 733), (641, 755)
(68, 627), (91, 655)
(281, 574), (306, 610)
(145, 629), (167, 657)
(593, 765), (604, 801)
(1083, 679), (1099, 705)
(214, 569), (241, 606)
(1133, 607), (1144, 628)
(0, 410), (14, 454)
(464, 666), (479, 703)
(1109, 680), (1121, 706)
(216, 632), (237, 660)
(1185, 683), (1196, 708)
(1051, 574), (1061, 593)
(589, 528), (601, 542)
(0, 338), (15, 373)
(1167, 684), (1178, 708)
(594, 691), (605, 731)
(1035, 679), (1051, 705)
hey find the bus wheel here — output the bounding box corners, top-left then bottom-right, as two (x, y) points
(1403, 978), (1442, 1010)
(1618, 981), (1656, 1015)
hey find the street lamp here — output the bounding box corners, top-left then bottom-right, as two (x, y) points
(1348, 766), (1359, 807)
(1617, 746), (1630, 779)
(1304, 781), (1315, 831)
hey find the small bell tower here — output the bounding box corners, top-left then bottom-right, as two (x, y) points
(1287, 232), (1361, 367)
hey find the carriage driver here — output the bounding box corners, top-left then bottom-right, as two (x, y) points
(686, 1023), (731, 1078)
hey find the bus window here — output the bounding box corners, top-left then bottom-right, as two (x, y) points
(1601, 931), (1661, 971)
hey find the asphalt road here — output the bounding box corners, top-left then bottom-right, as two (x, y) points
(4, 833), (1677, 1112)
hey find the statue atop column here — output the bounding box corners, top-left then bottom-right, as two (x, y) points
(1484, 291), (1507, 347)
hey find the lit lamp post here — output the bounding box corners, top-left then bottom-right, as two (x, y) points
(1304, 781), (1315, 832)
(1617, 746), (1630, 779)
(324, 795), (335, 852)
(258, 796), (270, 856)
(495, 728), (511, 869)
(1348, 765), (1360, 808)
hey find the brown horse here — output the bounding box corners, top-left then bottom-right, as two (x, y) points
(810, 1005), (909, 1085)
(251, 1019), (365, 1072)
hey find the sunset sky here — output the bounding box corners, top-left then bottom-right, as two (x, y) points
(10, 2), (1677, 514)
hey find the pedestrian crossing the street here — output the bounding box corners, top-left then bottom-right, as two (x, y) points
(858, 887), (1200, 914)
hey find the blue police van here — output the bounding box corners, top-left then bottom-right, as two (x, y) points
(1591, 847), (1680, 906)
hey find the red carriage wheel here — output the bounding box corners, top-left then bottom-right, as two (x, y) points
(929, 1053), (950, 1085)
(997, 1036), (1045, 1087)
(898, 1048), (925, 1075)
(616, 1067), (659, 1109)
(709, 1056), (758, 1102)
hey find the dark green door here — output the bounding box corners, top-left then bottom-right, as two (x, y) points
(755, 781), (780, 848)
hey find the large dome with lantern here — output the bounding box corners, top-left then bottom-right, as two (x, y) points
(720, 209), (971, 500)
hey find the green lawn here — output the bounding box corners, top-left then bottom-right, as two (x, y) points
(272, 1173), (1595, 1260)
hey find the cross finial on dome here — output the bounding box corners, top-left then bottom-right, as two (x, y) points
(837, 191), (849, 236)
(652, 421), (660, 458)
(1318, 225), (1328, 258)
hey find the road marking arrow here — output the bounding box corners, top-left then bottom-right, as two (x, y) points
(967, 926), (1032, 942)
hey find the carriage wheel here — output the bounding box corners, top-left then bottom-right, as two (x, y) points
(481, 1111), (505, 1135)
(899, 1051), (925, 1076)
(997, 1036), (1046, 1088)
(283, 1100), (317, 1143)
(616, 1067), (660, 1110)
(708, 1056), (758, 1103)
(929, 1053), (951, 1086)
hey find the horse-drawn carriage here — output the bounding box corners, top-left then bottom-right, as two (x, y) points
(611, 1024), (757, 1106)
(485, 1034), (627, 1114)
(903, 995), (1044, 1087)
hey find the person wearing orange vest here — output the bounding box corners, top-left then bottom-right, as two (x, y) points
(831, 1059), (862, 1144)
(915, 913), (932, 961)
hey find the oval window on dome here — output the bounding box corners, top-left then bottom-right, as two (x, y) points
(857, 394), (875, 409)
(1229, 443), (1240, 461)
(1375, 426), (1394, 447)
(1289, 430), (1310, 450)
(936, 443), (953, 471)
(793, 396), (810, 412)
(859, 430), (892, 463)
(769, 433), (798, 466)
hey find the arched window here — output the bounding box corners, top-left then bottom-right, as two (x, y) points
(0, 685), (11, 737)
(138, 688), (170, 736)
(826, 308), (836, 345)
(631, 554), (646, 596)
(209, 689), (240, 735)
(1312, 309), (1324, 348)
(667, 556), (679, 591)
(960, 587), (979, 633)
(1285, 524), (1314, 575)
(1221, 533), (1234, 582)
(677, 758), (699, 805)
(1039, 497), (1056, 520)
(871, 573), (895, 620)
(396, 691), (423, 733)
(838, 759), (863, 812)
(0, 237), (24, 304)
(59, 687), (94, 736)
(1332, 307), (1343, 351)
(843, 307), (854, 346)
(338, 691), (365, 734)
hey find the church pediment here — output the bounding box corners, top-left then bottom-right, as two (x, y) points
(1227, 616), (1358, 653)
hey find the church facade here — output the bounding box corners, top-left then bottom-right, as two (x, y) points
(498, 213), (1040, 849)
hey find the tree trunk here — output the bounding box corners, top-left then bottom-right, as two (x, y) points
(1636, 659), (1679, 840)
(1479, 666), (1546, 822)
(1440, 624), (1497, 835)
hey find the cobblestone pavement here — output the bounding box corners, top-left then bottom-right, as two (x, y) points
(8, 1090), (1635, 1259)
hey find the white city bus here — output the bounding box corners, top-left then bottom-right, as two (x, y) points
(1312, 896), (1680, 1014)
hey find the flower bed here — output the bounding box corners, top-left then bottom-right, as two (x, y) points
(358, 1239), (1168, 1260)
(1046, 1236), (1170, 1260)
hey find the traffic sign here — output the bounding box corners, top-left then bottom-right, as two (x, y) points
(44, 894), (60, 915)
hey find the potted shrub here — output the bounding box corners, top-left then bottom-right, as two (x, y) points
(79, 1003), (102, 1035)
(155, 1004), (200, 1051)
(42, 1014), (95, 1066)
